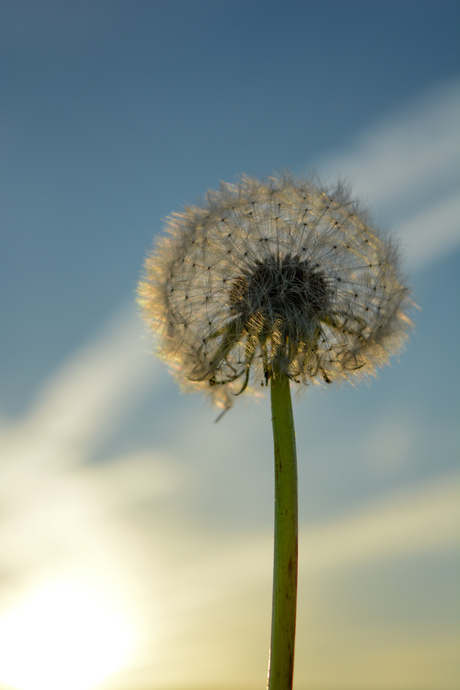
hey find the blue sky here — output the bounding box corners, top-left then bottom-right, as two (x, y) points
(0, 2), (459, 689)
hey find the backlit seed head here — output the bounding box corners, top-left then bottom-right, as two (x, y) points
(138, 173), (413, 410)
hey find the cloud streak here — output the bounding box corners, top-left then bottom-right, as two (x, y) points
(315, 78), (460, 271)
(1, 300), (458, 686)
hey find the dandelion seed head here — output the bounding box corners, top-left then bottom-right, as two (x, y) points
(138, 172), (413, 410)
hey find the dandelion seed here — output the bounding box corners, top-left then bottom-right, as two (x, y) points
(138, 172), (413, 410)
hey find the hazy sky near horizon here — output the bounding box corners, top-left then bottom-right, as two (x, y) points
(1, 2), (459, 689)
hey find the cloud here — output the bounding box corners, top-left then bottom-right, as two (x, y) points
(397, 189), (460, 269)
(299, 473), (460, 572)
(0, 305), (176, 585)
(1, 306), (157, 472)
(314, 78), (460, 271)
(0, 294), (458, 688)
(110, 472), (460, 688)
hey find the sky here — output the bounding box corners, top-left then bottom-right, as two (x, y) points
(0, 2), (459, 689)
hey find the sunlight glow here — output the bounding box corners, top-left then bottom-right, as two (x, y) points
(0, 579), (135, 690)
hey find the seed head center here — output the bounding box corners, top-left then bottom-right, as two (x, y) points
(230, 255), (329, 326)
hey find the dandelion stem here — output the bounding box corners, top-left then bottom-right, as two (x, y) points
(268, 372), (298, 690)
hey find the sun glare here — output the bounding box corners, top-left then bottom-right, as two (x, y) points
(0, 579), (135, 690)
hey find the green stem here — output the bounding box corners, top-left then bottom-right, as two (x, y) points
(268, 372), (298, 690)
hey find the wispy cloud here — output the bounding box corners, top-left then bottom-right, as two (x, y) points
(396, 190), (460, 269)
(315, 78), (460, 270)
(0, 306), (171, 584)
(1, 293), (458, 687)
(300, 474), (460, 572)
(104, 472), (460, 688)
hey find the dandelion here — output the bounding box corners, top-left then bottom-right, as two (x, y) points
(139, 173), (412, 409)
(137, 172), (413, 689)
